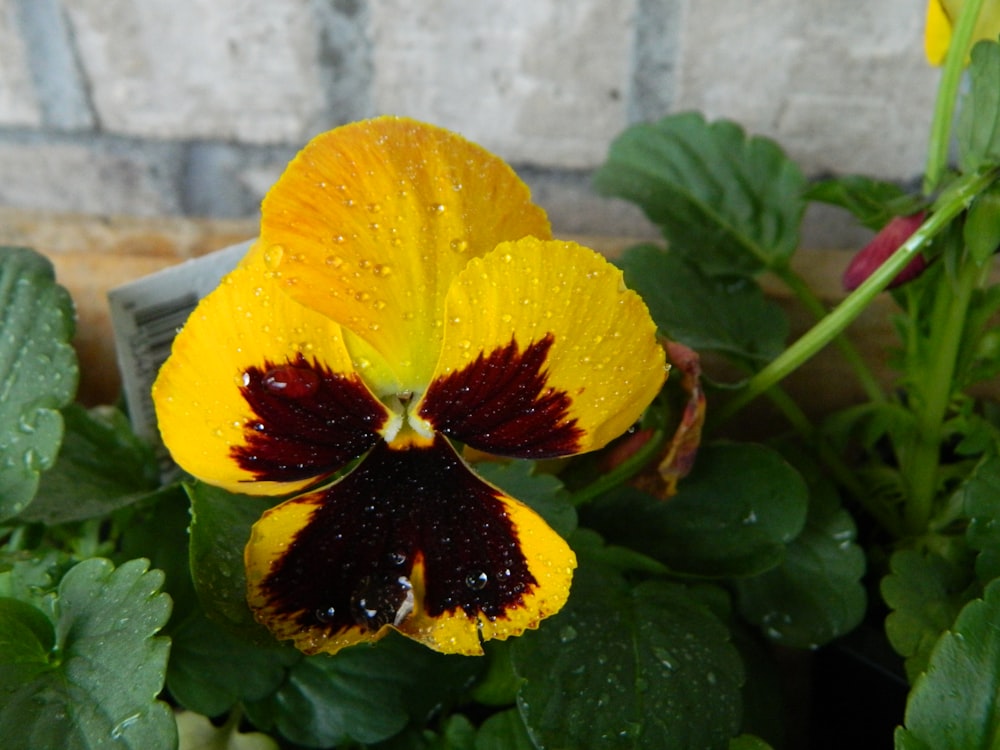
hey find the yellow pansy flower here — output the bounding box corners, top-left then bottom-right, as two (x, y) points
(152, 117), (666, 656)
(926, 0), (1000, 64)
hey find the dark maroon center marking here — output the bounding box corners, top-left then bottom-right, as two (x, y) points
(418, 334), (584, 458)
(258, 434), (537, 634)
(235, 354), (388, 483)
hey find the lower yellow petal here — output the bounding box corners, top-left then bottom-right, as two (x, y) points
(244, 436), (575, 656)
(417, 237), (667, 457)
(152, 245), (389, 496)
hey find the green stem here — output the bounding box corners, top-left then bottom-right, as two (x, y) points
(772, 264), (886, 403)
(924, 0), (986, 192)
(901, 256), (980, 535)
(716, 168), (999, 425)
(570, 428), (668, 507)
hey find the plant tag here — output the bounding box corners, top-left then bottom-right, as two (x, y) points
(108, 241), (251, 473)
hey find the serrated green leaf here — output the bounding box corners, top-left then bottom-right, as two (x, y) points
(958, 39), (1000, 172)
(881, 549), (974, 682)
(187, 481), (277, 644)
(0, 557), (175, 750)
(0, 247), (78, 521)
(475, 459), (577, 538)
(474, 708), (534, 750)
(619, 245), (788, 369)
(511, 564), (743, 750)
(19, 404), (160, 524)
(964, 186), (1000, 265)
(583, 443), (809, 578)
(175, 711), (279, 750)
(244, 632), (483, 748)
(735, 476), (866, 649)
(594, 112), (806, 275)
(895, 578), (1000, 748)
(958, 452), (1000, 582)
(167, 610), (300, 717)
(803, 176), (914, 231)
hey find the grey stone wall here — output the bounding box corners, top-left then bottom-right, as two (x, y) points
(0, 0), (940, 243)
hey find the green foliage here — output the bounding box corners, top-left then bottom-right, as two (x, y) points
(895, 580), (1000, 748)
(0, 558), (175, 750)
(957, 39), (1000, 172)
(0, 247), (78, 521)
(804, 175), (917, 230)
(584, 442), (808, 578)
(619, 245), (788, 370)
(19, 404), (160, 524)
(594, 113), (806, 276)
(475, 459), (577, 539)
(511, 561), (744, 750)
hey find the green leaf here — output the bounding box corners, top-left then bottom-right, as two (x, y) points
(594, 112), (806, 275)
(620, 245), (788, 368)
(475, 459), (577, 538)
(957, 39), (1000, 172)
(511, 564), (744, 750)
(803, 176), (914, 231)
(958, 452), (1000, 582)
(881, 549), (974, 682)
(187, 481), (277, 644)
(0, 557), (175, 750)
(735, 474), (866, 649)
(474, 709), (535, 750)
(244, 632), (483, 748)
(167, 610), (300, 717)
(895, 579), (1000, 748)
(0, 597), (55, 685)
(964, 186), (1000, 265)
(469, 640), (521, 707)
(583, 443), (809, 578)
(0, 247), (78, 521)
(729, 736), (776, 750)
(19, 404), (160, 524)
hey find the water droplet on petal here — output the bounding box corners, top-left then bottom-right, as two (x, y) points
(465, 571), (488, 590)
(315, 605), (337, 623)
(450, 238), (469, 253)
(263, 365), (320, 398)
(263, 244), (285, 270)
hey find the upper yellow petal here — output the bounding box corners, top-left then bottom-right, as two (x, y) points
(926, 0), (955, 64)
(417, 237), (667, 456)
(259, 116), (552, 395)
(152, 245), (389, 495)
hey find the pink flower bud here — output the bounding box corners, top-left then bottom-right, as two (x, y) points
(843, 212), (927, 291)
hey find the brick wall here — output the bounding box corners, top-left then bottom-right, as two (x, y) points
(0, 0), (939, 243)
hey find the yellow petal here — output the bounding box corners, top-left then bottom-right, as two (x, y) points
(926, 0), (954, 65)
(152, 246), (390, 496)
(416, 237), (667, 457)
(259, 116), (552, 395)
(244, 436), (575, 656)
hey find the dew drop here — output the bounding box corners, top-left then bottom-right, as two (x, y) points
(263, 244), (284, 270)
(263, 365), (320, 398)
(559, 625), (578, 643)
(315, 605), (337, 623)
(366, 202), (382, 214)
(388, 550), (407, 566)
(430, 202), (446, 215)
(374, 263), (392, 276)
(465, 571), (488, 590)
(450, 238), (469, 253)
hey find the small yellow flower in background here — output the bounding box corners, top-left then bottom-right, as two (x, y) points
(926, 0), (1000, 64)
(152, 117), (666, 656)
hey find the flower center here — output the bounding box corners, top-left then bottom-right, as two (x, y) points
(379, 390), (435, 448)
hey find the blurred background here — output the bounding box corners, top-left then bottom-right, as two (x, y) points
(0, 0), (939, 246)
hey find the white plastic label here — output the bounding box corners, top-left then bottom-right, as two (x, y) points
(108, 241), (251, 471)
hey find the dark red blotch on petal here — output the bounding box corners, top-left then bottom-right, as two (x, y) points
(419, 334), (584, 458)
(843, 212), (927, 291)
(258, 435), (537, 634)
(235, 354), (387, 484)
